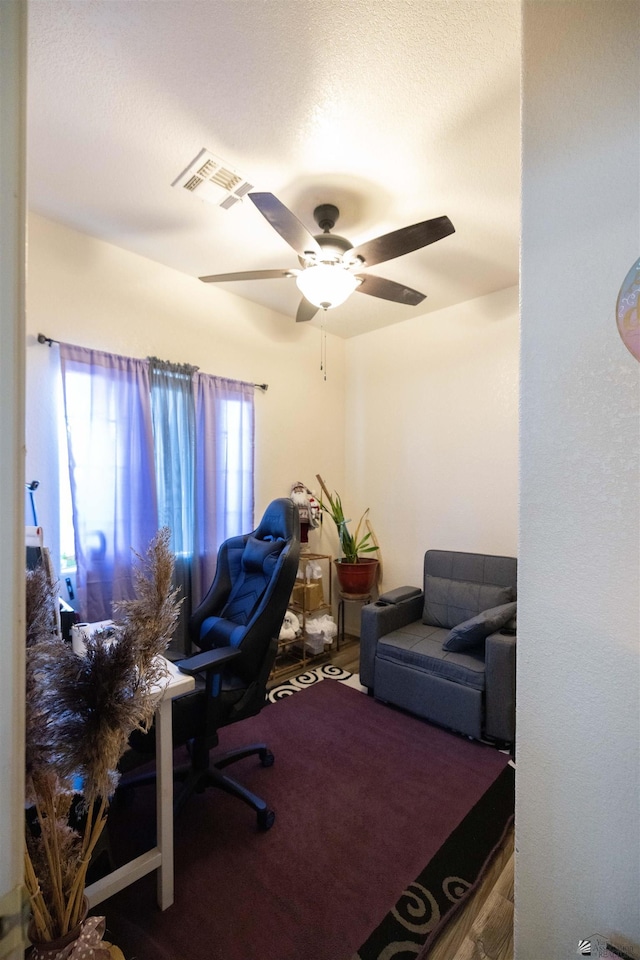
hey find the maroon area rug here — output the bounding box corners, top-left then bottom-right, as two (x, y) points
(102, 679), (513, 960)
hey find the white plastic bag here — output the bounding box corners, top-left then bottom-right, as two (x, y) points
(305, 613), (337, 643)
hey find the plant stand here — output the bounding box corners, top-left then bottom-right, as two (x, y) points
(337, 592), (372, 648)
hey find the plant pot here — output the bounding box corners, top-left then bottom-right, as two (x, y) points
(29, 928), (84, 959)
(27, 897), (89, 960)
(28, 898), (111, 960)
(334, 558), (379, 599)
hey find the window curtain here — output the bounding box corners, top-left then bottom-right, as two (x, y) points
(193, 373), (255, 606)
(59, 343), (157, 622)
(149, 357), (196, 652)
(59, 344), (255, 648)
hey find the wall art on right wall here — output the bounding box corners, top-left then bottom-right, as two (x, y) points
(616, 257), (640, 361)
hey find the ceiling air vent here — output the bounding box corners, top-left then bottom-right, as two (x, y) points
(172, 149), (253, 209)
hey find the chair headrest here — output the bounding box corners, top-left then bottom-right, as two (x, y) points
(242, 535), (286, 574)
(253, 498), (299, 542)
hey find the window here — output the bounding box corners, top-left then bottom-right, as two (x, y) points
(58, 344), (255, 637)
(149, 361), (195, 560)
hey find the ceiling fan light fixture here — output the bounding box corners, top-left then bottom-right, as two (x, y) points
(295, 263), (359, 310)
(199, 194), (449, 317)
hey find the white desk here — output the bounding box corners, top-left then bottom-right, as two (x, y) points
(85, 657), (195, 910)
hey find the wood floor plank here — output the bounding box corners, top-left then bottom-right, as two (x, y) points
(454, 854), (515, 960)
(427, 831), (514, 960)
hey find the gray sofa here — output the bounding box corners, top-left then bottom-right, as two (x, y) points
(360, 550), (517, 744)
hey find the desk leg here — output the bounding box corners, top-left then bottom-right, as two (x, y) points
(155, 698), (174, 910)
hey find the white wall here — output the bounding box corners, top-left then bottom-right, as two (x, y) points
(0, 5), (26, 957)
(517, 4), (640, 959)
(345, 285), (519, 591)
(25, 213), (345, 563)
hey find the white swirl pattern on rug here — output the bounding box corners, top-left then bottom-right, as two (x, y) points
(268, 664), (363, 701)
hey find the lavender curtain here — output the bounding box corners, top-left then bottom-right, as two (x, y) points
(59, 344), (255, 639)
(193, 373), (255, 606)
(59, 343), (158, 622)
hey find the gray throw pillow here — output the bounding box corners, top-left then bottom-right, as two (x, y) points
(423, 575), (515, 628)
(442, 601), (517, 652)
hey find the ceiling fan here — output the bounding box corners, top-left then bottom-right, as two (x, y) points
(199, 193), (455, 323)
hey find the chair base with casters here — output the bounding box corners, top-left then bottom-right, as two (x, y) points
(175, 638), (281, 830)
(121, 739), (277, 831)
(173, 741), (276, 830)
(121, 641), (280, 831)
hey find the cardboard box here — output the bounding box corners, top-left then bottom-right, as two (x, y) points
(291, 580), (325, 611)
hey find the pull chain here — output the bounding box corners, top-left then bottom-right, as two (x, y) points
(320, 323), (327, 381)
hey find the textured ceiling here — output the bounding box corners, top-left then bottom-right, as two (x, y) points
(26, 1), (521, 338)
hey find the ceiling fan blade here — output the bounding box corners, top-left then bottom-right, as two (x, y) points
(349, 215), (455, 268)
(355, 274), (426, 306)
(199, 268), (295, 283)
(249, 193), (321, 258)
(296, 297), (320, 323)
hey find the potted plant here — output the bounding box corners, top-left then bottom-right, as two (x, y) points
(315, 474), (379, 597)
(24, 529), (180, 958)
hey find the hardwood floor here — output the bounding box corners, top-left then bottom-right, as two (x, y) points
(428, 827), (514, 960)
(268, 636), (515, 960)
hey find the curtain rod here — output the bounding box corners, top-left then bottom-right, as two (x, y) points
(37, 334), (268, 392)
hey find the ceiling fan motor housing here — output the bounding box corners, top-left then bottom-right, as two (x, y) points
(313, 203), (340, 231)
(295, 204), (354, 266)
(300, 232), (353, 266)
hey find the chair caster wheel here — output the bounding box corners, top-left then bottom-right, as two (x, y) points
(260, 749), (275, 767)
(258, 808), (275, 831)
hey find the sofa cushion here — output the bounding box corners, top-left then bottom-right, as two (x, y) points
(442, 601), (517, 652)
(377, 621), (486, 692)
(422, 575), (515, 628)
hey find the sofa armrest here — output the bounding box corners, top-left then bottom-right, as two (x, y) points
(377, 585), (423, 605)
(360, 591), (424, 689)
(484, 630), (516, 743)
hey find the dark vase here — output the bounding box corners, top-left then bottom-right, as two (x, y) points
(334, 558), (379, 598)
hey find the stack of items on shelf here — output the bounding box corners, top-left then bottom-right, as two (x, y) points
(292, 557), (337, 654)
(291, 558), (325, 612)
(276, 555), (336, 669)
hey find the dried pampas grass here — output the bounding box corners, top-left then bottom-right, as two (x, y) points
(24, 528), (182, 941)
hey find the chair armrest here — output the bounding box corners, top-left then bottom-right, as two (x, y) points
(484, 630), (516, 743)
(175, 645), (242, 676)
(360, 591), (424, 689)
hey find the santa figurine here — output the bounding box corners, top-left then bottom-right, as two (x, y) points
(290, 482), (321, 544)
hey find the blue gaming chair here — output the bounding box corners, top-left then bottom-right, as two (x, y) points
(122, 498), (300, 830)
